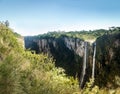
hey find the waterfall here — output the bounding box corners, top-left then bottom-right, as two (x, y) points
(80, 42), (87, 88)
(92, 42), (96, 79)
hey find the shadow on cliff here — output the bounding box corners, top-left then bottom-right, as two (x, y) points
(24, 36), (84, 78)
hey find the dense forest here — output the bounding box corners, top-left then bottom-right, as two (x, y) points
(0, 21), (120, 94)
(32, 27), (120, 41)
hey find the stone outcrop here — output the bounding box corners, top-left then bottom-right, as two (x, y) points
(95, 33), (120, 87)
(24, 33), (120, 88)
(24, 36), (88, 77)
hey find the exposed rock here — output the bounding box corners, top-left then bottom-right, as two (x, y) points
(95, 33), (120, 87)
(24, 33), (120, 88)
(24, 36), (86, 77)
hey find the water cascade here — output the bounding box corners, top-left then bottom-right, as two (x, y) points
(80, 42), (87, 88)
(92, 42), (96, 79)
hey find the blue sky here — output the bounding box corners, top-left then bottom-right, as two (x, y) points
(0, 0), (120, 36)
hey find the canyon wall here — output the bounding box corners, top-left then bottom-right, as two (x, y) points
(24, 33), (120, 88)
(24, 36), (91, 78)
(95, 33), (120, 87)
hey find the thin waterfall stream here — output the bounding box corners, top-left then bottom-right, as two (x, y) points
(80, 42), (87, 88)
(92, 42), (96, 79)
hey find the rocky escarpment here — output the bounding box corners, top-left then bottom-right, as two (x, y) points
(24, 36), (92, 79)
(24, 32), (120, 88)
(95, 33), (120, 87)
(25, 36), (85, 56)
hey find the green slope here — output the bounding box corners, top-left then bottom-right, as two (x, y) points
(0, 22), (80, 94)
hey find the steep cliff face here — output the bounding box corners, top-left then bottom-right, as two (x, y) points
(24, 32), (120, 88)
(24, 36), (90, 77)
(25, 36), (85, 56)
(95, 33), (120, 87)
(64, 37), (85, 57)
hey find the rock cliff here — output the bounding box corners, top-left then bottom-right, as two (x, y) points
(24, 32), (120, 88)
(95, 33), (120, 87)
(24, 36), (89, 77)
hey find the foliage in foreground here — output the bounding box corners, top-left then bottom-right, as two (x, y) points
(0, 22), (80, 94)
(0, 22), (120, 94)
(81, 78), (120, 94)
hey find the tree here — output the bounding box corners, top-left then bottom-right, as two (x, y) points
(5, 20), (9, 27)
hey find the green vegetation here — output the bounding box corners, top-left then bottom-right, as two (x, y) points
(35, 29), (108, 41)
(0, 22), (80, 94)
(0, 22), (120, 94)
(34, 27), (120, 42)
